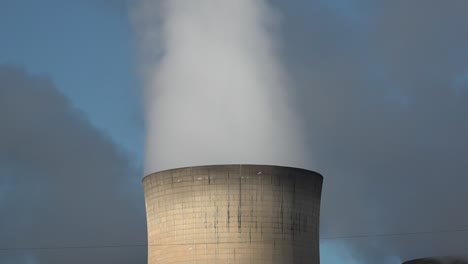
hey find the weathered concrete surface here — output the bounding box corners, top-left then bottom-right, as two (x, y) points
(143, 164), (323, 264)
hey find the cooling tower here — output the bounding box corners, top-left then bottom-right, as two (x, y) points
(143, 164), (323, 264)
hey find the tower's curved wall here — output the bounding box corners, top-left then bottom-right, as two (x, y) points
(143, 164), (323, 264)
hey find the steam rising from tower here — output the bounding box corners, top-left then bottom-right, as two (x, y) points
(132, 1), (323, 263)
(132, 0), (308, 174)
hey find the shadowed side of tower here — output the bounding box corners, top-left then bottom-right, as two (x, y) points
(143, 164), (323, 264)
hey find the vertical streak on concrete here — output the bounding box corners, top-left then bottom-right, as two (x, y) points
(238, 166), (242, 233)
(227, 172), (230, 230)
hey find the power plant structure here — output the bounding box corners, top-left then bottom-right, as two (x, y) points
(403, 258), (468, 264)
(143, 164), (323, 264)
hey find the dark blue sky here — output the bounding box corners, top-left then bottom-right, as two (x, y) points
(0, 0), (143, 162)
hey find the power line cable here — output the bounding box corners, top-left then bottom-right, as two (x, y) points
(0, 244), (148, 252)
(1, 227), (468, 251)
(320, 227), (468, 240)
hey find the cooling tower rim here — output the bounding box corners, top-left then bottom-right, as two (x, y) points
(142, 164), (323, 182)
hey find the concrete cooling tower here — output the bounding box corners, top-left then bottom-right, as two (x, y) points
(143, 164), (323, 264)
(403, 258), (468, 264)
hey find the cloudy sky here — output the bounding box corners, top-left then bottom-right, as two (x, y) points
(1, 0), (468, 263)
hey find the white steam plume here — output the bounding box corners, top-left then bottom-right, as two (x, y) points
(132, 0), (309, 174)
